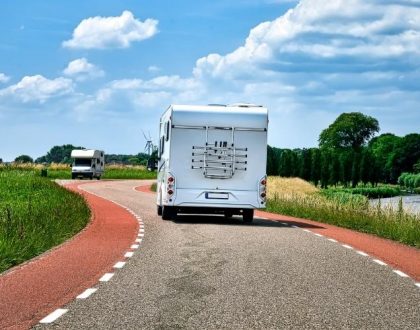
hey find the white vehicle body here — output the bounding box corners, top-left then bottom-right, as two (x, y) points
(157, 104), (268, 222)
(71, 149), (105, 180)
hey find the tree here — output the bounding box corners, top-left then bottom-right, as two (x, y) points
(320, 149), (330, 189)
(339, 151), (353, 187)
(15, 155), (33, 163)
(310, 148), (321, 186)
(319, 112), (379, 151)
(329, 153), (340, 186)
(390, 134), (420, 181)
(299, 148), (312, 181)
(351, 152), (361, 188)
(36, 144), (84, 164)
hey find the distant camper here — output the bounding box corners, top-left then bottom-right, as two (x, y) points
(156, 103), (268, 223)
(71, 149), (105, 180)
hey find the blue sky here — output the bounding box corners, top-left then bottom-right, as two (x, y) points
(0, 0), (419, 161)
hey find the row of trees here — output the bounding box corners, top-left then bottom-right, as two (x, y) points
(267, 113), (420, 187)
(8, 144), (155, 166)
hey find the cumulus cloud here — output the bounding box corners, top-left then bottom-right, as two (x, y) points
(62, 11), (159, 49)
(63, 58), (104, 80)
(0, 75), (73, 103)
(194, 0), (420, 79)
(0, 73), (10, 83)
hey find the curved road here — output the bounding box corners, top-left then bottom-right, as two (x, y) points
(37, 180), (419, 329)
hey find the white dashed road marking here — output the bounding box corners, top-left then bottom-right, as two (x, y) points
(342, 244), (353, 249)
(373, 259), (387, 266)
(113, 261), (126, 269)
(39, 309), (68, 324)
(328, 238), (337, 243)
(99, 273), (114, 282)
(76, 288), (97, 299)
(393, 270), (409, 278)
(356, 251), (369, 257)
(416, 283), (420, 288)
(125, 251), (134, 258)
(314, 233), (323, 237)
(131, 244), (140, 249)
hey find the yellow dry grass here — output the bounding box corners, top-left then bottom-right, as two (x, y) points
(267, 176), (319, 199)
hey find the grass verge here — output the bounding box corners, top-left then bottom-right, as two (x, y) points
(150, 182), (157, 192)
(266, 177), (420, 248)
(0, 169), (90, 273)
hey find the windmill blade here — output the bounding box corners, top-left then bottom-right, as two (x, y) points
(141, 129), (148, 141)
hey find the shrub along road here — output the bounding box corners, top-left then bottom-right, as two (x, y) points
(33, 180), (419, 329)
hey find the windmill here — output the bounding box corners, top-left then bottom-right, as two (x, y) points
(142, 130), (157, 171)
(142, 130), (154, 156)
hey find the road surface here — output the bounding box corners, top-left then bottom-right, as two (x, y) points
(37, 180), (419, 329)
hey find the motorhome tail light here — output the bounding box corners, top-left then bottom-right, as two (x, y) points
(259, 175), (267, 203)
(167, 173), (176, 196)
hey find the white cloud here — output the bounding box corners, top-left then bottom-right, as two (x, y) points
(0, 75), (73, 103)
(63, 58), (104, 80)
(194, 0), (420, 79)
(62, 11), (159, 49)
(148, 65), (161, 73)
(0, 73), (10, 83)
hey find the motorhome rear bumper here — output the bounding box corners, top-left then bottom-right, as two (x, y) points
(170, 188), (264, 209)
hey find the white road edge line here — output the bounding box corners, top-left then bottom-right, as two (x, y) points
(342, 244), (353, 249)
(373, 259), (387, 266)
(393, 270), (409, 278)
(291, 225), (298, 228)
(131, 244), (140, 249)
(328, 238), (337, 243)
(314, 233), (323, 237)
(125, 251), (134, 258)
(416, 283), (420, 288)
(113, 261), (126, 269)
(303, 229), (311, 233)
(77, 288), (98, 299)
(281, 222), (288, 226)
(39, 309), (68, 324)
(135, 238), (142, 243)
(99, 273), (114, 282)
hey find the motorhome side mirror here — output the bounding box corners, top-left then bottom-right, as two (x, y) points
(70, 164), (72, 168)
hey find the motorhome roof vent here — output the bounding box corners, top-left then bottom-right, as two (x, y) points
(228, 103), (263, 108)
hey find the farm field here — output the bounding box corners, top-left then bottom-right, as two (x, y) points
(0, 169), (90, 273)
(266, 177), (420, 248)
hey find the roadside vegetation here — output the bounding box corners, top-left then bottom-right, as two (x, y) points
(266, 177), (420, 248)
(0, 163), (156, 180)
(0, 169), (90, 273)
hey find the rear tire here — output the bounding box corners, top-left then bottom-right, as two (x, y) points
(162, 206), (176, 220)
(71, 174), (76, 180)
(243, 209), (254, 223)
(157, 205), (162, 216)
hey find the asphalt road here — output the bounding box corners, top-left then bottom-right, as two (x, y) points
(37, 180), (419, 329)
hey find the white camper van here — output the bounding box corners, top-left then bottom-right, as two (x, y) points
(156, 104), (268, 223)
(70, 149), (105, 180)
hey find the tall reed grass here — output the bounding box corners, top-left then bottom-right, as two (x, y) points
(266, 177), (420, 248)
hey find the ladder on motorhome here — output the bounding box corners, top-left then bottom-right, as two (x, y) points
(191, 126), (247, 179)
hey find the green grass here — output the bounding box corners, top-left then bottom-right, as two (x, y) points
(326, 186), (401, 199)
(102, 167), (156, 180)
(0, 169), (90, 273)
(267, 177), (420, 248)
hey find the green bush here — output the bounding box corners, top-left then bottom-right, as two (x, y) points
(398, 172), (420, 192)
(326, 186), (401, 199)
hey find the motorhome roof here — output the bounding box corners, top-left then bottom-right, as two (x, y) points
(71, 149), (102, 158)
(169, 104), (268, 129)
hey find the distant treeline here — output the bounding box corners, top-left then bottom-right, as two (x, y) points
(32, 144), (155, 165)
(268, 133), (420, 187)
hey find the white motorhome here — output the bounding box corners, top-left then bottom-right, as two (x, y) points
(157, 104), (268, 222)
(70, 149), (105, 180)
